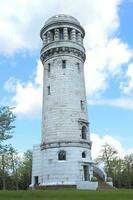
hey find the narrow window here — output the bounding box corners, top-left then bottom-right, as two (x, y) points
(82, 152), (86, 158)
(58, 150), (66, 160)
(68, 29), (71, 40)
(62, 60), (66, 69)
(82, 126), (87, 139)
(48, 63), (51, 72)
(80, 100), (84, 110)
(51, 29), (54, 41)
(76, 31), (78, 42)
(77, 63), (80, 72)
(59, 28), (64, 40)
(47, 86), (50, 95)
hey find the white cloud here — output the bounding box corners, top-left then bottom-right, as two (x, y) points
(2, 0), (133, 115)
(105, 39), (132, 73)
(0, 0), (124, 50)
(90, 133), (133, 159)
(85, 38), (132, 96)
(120, 63), (133, 95)
(4, 60), (43, 117)
(12, 82), (42, 117)
(0, 0), (58, 55)
(34, 60), (43, 85)
(88, 97), (133, 110)
(4, 77), (18, 92)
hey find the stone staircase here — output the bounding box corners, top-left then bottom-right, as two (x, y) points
(93, 166), (114, 190)
(97, 180), (114, 190)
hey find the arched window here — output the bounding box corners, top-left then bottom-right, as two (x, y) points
(81, 126), (87, 139)
(82, 151), (86, 158)
(58, 150), (66, 160)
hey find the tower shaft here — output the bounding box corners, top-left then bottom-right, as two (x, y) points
(31, 15), (93, 188)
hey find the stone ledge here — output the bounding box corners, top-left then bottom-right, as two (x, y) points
(40, 46), (86, 63)
(40, 140), (91, 150)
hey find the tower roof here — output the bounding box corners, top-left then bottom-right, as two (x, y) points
(45, 14), (80, 26)
(40, 14), (85, 38)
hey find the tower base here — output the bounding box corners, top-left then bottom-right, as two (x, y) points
(31, 144), (96, 188)
(30, 144), (112, 190)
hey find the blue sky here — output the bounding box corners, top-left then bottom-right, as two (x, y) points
(0, 0), (133, 158)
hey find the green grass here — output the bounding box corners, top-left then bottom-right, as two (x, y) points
(0, 189), (133, 200)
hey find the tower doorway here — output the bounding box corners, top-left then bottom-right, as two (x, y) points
(34, 176), (39, 185)
(83, 165), (89, 181)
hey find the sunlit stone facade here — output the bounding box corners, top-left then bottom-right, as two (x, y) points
(31, 14), (94, 188)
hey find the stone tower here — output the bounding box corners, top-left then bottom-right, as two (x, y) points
(31, 14), (97, 189)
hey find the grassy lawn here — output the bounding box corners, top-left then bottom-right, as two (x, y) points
(0, 189), (133, 200)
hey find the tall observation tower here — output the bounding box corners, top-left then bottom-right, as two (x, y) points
(31, 15), (107, 189)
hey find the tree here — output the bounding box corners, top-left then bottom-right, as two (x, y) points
(96, 144), (133, 188)
(112, 158), (124, 188)
(123, 154), (133, 188)
(8, 146), (21, 190)
(0, 106), (16, 189)
(0, 106), (16, 148)
(97, 143), (118, 177)
(17, 150), (32, 189)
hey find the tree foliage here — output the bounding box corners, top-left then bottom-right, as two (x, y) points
(0, 106), (16, 189)
(17, 150), (32, 189)
(97, 143), (118, 177)
(0, 149), (32, 190)
(96, 143), (133, 188)
(0, 106), (16, 152)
